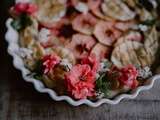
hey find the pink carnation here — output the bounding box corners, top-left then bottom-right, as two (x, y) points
(81, 54), (100, 73)
(65, 64), (96, 99)
(12, 2), (38, 15)
(119, 65), (138, 89)
(110, 65), (138, 89)
(42, 54), (60, 74)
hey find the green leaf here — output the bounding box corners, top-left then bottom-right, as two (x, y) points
(30, 60), (44, 81)
(11, 18), (22, 31)
(33, 74), (43, 81)
(32, 60), (43, 75)
(96, 73), (111, 97)
(141, 19), (156, 26)
(11, 13), (33, 31)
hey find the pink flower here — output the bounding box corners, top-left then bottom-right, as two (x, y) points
(65, 64), (96, 99)
(81, 54), (100, 73)
(110, 65), (138, 89)
(42, 54), (60, 74)
(12, 2), (38, 15)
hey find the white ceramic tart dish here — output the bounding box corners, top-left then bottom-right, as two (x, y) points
(5, 0), (160, 107)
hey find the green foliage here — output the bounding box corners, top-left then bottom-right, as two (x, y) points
(33, 60), (43, 74)
(11, 13), (32, 31)
(32, 60), (44, 80)
(141, 19), (156, 26)
(96, 73), (111, 97)
(33, 74), (43, 81)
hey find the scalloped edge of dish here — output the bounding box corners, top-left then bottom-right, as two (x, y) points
(5, 17), (160, 107)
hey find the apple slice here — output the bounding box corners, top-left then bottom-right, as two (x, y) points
(93, 21), (121, 46)
(67, 34), (96, 59)
(91, 43), (111, 60)
(72, 13), (97, 35)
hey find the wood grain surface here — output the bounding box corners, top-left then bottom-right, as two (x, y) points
(1, 1), (160, 120)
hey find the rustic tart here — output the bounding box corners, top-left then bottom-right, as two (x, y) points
(8, 0), (160, 101)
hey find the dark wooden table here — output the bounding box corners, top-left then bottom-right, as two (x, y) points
(1, 1), (160, 120)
